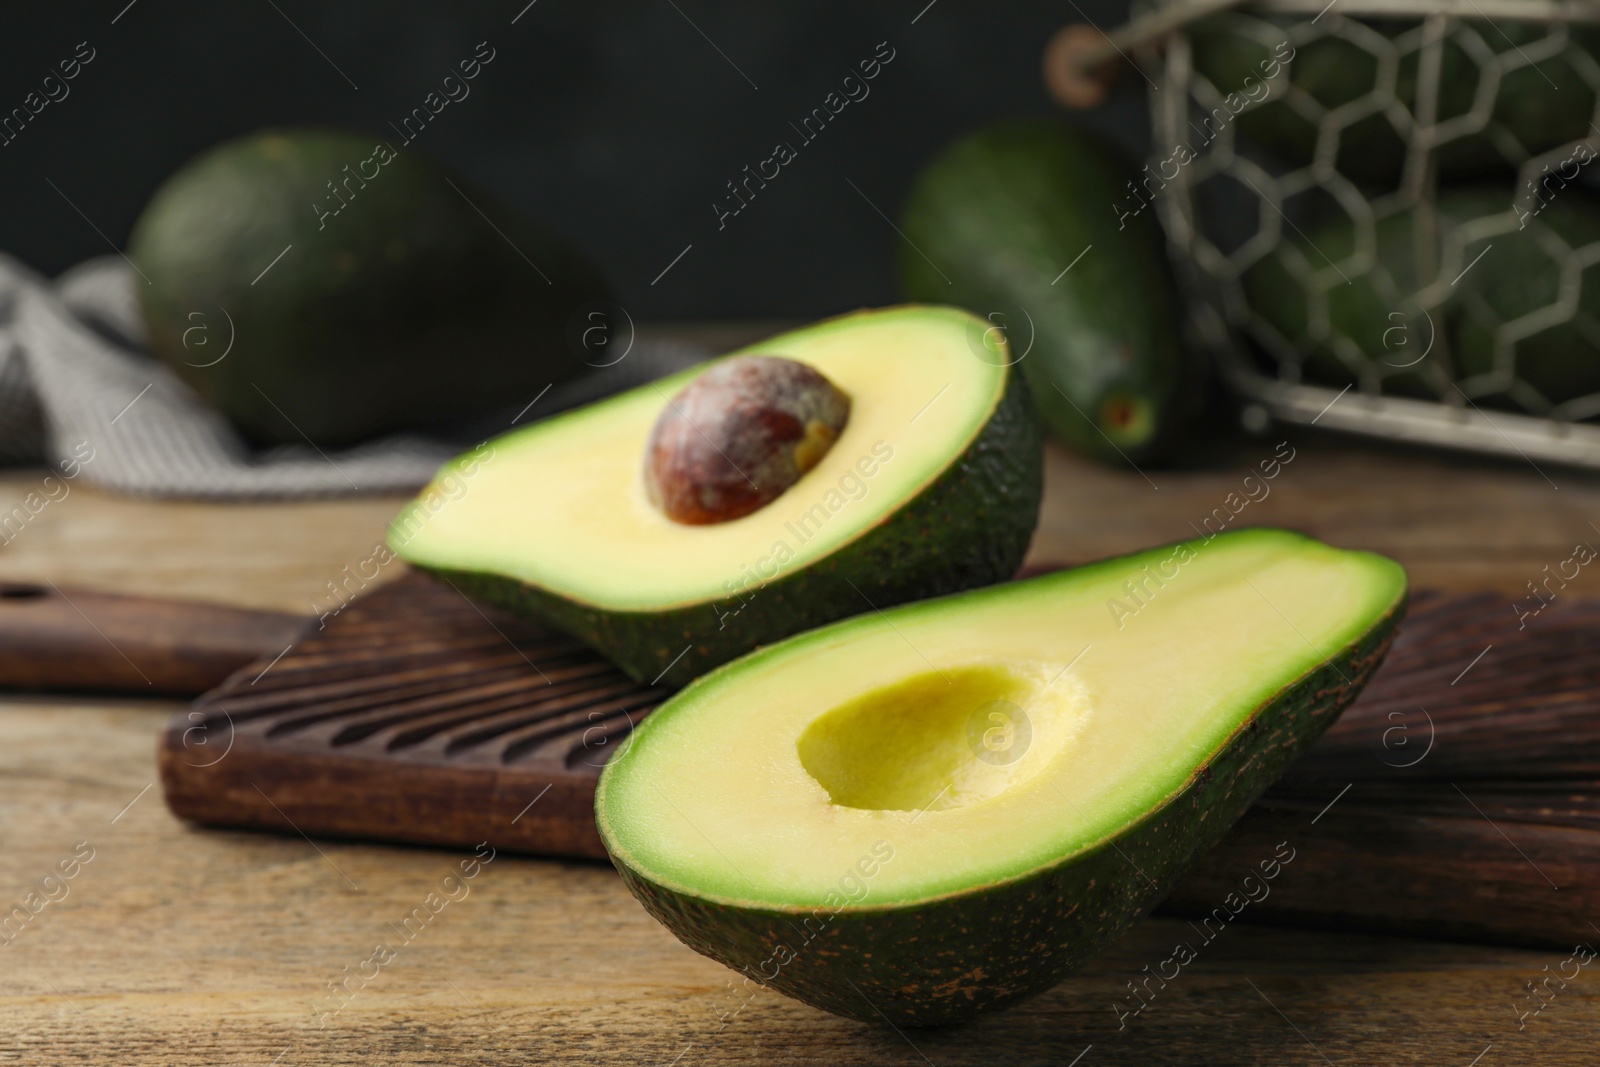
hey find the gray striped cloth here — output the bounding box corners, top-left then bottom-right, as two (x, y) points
(0, 255), (707, 498)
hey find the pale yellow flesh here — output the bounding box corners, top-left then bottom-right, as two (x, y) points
(393, 307), (1002, 611)
(600, 530), (1404, 907)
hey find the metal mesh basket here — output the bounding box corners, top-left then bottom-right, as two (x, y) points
(1136, 0), (1600, 467)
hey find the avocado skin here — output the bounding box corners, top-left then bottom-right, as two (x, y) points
(1246, 188), (1600, 406)
(604, 575), (1405, 1026)
(1192, 19), (1600, 185)
(428, 356), (1043, 689)
(898, 119), (1199, 465)
(129, 128), (610, 447)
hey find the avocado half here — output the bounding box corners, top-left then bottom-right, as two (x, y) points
(596, 528), (1407, 1025)
(390, 306), (1044, 687)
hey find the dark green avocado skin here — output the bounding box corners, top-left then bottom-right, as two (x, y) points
(129, 127), (610, 447)
(1246, 188), (1600, 407)
(607, 587), (1404, 1026)
(898, 118), (1198, 465)
(1192, 19), (1600, 185)
(426, 364), (1043, 688)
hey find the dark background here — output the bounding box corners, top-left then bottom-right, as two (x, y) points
(3, 0), (1144, 320)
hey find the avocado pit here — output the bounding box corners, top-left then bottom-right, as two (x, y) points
(644, 355), (850, 525)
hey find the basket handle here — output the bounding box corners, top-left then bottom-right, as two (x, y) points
(1044, 0), (1251, 108)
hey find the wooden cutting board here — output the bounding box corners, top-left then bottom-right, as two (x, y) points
(0, 578), (305, 694)
(150, 568), (1600, 949)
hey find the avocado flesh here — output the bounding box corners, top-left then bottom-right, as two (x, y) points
(597, 528), (1406, 1024)
(392, 305), (1043, 687)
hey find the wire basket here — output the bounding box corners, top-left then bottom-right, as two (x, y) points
(1130, 0), (1600, 468)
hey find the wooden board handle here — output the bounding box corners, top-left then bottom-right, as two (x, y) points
(0, 581), (307, 696)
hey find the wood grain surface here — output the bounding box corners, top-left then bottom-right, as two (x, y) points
(3, 327), (1600, 1063)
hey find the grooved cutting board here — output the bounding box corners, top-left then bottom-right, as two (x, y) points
(158, 570), (1600, 948)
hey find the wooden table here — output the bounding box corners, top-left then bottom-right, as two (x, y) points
(3, 339), (1598, 1064)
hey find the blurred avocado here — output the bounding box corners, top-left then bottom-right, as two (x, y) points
(129, 127), (611, 447)
(1245, 187), (1600, 411)
(1191, 17), (1600, 187)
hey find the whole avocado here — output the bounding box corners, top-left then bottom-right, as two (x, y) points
(129, 128), (611, 447)
(1191, 16), (1600, 186)
(1244, 187), (1600, 408)
(898, 119), (1199, 465)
